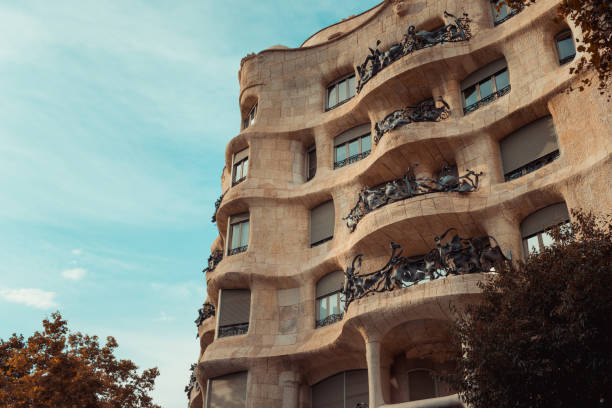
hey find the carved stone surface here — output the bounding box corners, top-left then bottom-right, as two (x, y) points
(374, 98), (450, 144)
(341, 230), (511, 311)
(356, 11), (472, 93)
(184, 363), (199, 399)
(195, 301), (215, 327)
(202, 249), (223, 274)
(211, 193), (224, 223)
(343, 165), (482, 232)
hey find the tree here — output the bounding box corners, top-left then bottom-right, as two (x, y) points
(448, 210), (612, 408)
(0, 313), (161, 408)
(503, 0), (611, 95)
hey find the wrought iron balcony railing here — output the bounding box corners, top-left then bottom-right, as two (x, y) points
(493, 8), (520, 26)
(315, 313), (344, 328)
(334, 150), (371, 169)
(228, 245), (247, 256)
(504, 150), (560, 182)
(463, 84), (511, 114)
(218, 323), (249, 338)
(202, 249), (223, 273)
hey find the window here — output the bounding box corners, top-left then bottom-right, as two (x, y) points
(307, 145), (317, 181)
(232, 148), (248, 186)
(326, 73), (356, 110)
(521, 202), (570, 255)
(555, 30), (576, 65)
(217, 289), (251, 338)
(334, 124), (372, 169)
(500, 116), (560, 181)
(461, 58), (510, 114)
(312, 370), (368, 408)
(490, 0), (520, 26)
(407, 369), (438, 401)
(242, 102), (257, 130)
(310, 200), (334, 247)
(315, 270), (345, 328)
(228, 213), (249, 255)
(205, 371), (248, 408)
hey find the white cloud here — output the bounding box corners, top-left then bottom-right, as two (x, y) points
(71, 249), (82, 255)
(0, 288), (58, 309)
(155, 311), (175, 322)
(61, 267), (87, 280)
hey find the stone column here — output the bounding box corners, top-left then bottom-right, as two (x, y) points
(280, 371), (300, 408)
(366, 340), (385, 408)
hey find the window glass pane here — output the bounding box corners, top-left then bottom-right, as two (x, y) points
(541, 231), (554, 249)
(335, 145), (346, 162)
(348, 139), (359, 157)
(231, 224), (241, 250)
(492, 1), (508, 21)
(463, 85), (478, 106)
(348, 75), (356, 98)
(361, 134), (371, 152)
(479, 77), (494, 98)
(339, 295), (345, 313)
(239, 221), (249, 248)
(527, 235), (540, 254)
(233, 164), (241, 181)
(318, 297), (328, 320)
(557, 37), (576, 61)
(329, 293), (339, 315)
(327, 86), (337, 108)
(242, 158), (248, 177)
(495, 69), (510, 91)
(338, 79), (348, 102)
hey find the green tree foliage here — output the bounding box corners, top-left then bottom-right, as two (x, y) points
(503, 0), (611, 95)
(0, 313), (161, 408)
(449, 210), (612, 407)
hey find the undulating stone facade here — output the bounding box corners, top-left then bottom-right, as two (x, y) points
(189, 0), (611, 407)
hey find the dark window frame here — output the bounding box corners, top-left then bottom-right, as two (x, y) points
(227, 217), (249, 256)
(315, 289), (344, 328)
(555, 30), (576, 65)
(232, 157), (248, 186)
(242, 102), (257, 130)
(334, 133), (372, 169)
(462, 68), (511, 114)
(504, 149), (560, 181)
(307, 145), (317, 181)
(326, 73), (356, 111)
(490, 0), (521, 26)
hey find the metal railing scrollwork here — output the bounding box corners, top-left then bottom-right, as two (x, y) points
(334, 150), (371, 169)
(463, 84), (511, 114)
(315, 313), (344, 328)
(218, 323), (249, 338)
(229, 245), (248, 256)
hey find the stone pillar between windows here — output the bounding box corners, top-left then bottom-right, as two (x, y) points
(280, 371), (300, 408)
(366, 340), (386, 408)
(432, 79), (461, 114)
(481, 210), (522, 263)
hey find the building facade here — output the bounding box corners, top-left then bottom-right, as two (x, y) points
(189, 0), (611, 407)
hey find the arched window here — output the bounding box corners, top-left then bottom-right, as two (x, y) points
(315, 270), (345, 328)
(326, 73), (356, 110)
(461, 58), (510, 114)
(407, 369), (438, 401)
(312, 370), (368, 408)
(521, 202), (570, 255)
(333, 124), (372, 169)
(555, 30), (576, 65)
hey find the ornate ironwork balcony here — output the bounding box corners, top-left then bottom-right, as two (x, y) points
(203, 249), (223, 273)
(374, 98), (450, 144)
(356, 11), (472, 93)
(342, 230), (511, 311)
(315, 313), (344, 328)
(463, 84), (511, 115)
(343, 164), (482, 232)
(184, 363), (199, 399)
(211, 193), (224, 223)
(228, 245), (247, 256)
(334, 150), (371, 169)
(195, 302), (215, 327)
(218, 323), (249, 338)
(504, 150), (560, 182)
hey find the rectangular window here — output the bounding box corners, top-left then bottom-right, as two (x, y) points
(217, 289), (251, 338)
(232, 148), (249, 186)
(206, 371), (248, 408)
(491, 0), (520, 25)
(242, 103), (257, 130)
(520, 202), (570, 256)
(500, 116), (560, 181)
(307, 146), (317, 181)
(326, 74), (356, 110)
(334, 133), (371, 169)
(228, 214), (249, 256)
(310, 200), (334, 247)
(461, 58), (510, 114)
(556, 31), (576, 65)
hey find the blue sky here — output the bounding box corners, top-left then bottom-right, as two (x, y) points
(0, 1), (376, 407)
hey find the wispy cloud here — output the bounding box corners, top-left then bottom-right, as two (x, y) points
(71, 248), (82, 255)
(61, 268), (87, 280)
(155, 311), (175, 322)
(0, 288), (58, 309)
